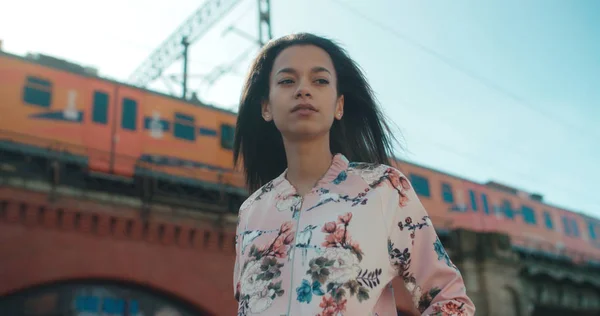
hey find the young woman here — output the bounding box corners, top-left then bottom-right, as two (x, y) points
(232, 33), (475, 316)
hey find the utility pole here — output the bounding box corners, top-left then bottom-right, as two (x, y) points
(257, 0), (272, 46)
(182, 36), (190, 99)
(127, 0), (242, 88)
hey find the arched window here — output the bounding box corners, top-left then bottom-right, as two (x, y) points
(0, 280), (211, 316)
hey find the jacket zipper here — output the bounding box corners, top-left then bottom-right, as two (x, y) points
(285, 194), (304, 316)
(283, 155), (335, 315)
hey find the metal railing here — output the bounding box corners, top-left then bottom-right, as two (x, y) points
(0, 129), (248, 202)
(511, 234), (600, 266)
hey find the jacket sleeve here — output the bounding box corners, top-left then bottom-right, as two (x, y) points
(233, 195), (252, 302)
(382, 167), (475, 316)
(233, 191), (259, 302)
(233, 214), (242, 301)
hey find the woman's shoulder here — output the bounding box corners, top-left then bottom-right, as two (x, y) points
(237, 179), (278, 214)
(345, 160), (415, 204)
(347, 160), (408, 186)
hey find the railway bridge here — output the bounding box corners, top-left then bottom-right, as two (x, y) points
(1, 156), (600, 316)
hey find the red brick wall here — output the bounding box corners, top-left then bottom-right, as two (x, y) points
(0, 187), (239, 316)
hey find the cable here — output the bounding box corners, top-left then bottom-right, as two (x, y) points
(381, 95), (599, 215)
(329, 0), (599, 216)
(329, 0), (600, 141)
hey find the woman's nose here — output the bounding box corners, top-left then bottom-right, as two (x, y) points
(295, 82), (312, 98)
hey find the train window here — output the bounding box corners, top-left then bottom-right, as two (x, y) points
(562, 217), (571, 235)
(75, 295), (100, 312)
(409, 174), (430, 197)
(501, 200), (515, 219)
(542, 211), (554, 230)
(469, 190), (478, 211)
(92, 91), (108, 124)
(199, 128), (217, 136)
(441, 183), (453, 203)
(121, 98), (137, 130)
(589, 222), (597, 240)
(174, 112), (196, 141)
(22, 76), (52, 107)
(220, 124), (235, 150)
(571, 219), (580, 237)
(521, 205), (536, 225)
(562, 217), (580, 237)
(481, 193), (490, 215)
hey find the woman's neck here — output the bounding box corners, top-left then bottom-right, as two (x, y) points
(283, 136), (333, 196)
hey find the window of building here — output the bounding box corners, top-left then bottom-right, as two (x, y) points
(121, 98), (137, 131)
(220, 124), (235, 150)
(174, 112), (196, 141)
(22, 76), (53, 107)
(409, 174), (430, 197)
(92, 91), (108, 124)
(441, 183), (453, 203)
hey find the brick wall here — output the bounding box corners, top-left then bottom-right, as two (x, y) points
(0, 186), (239, 316)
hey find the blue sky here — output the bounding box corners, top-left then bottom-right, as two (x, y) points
(1, 0), (598, 218)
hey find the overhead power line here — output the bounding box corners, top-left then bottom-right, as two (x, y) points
(326, 1), (598, 213)
(330, 0), (600, 141)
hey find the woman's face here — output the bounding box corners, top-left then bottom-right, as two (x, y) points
(262, 44), (344, 142)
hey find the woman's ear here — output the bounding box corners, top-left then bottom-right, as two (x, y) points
(261, 101), (272, 122)
(335, 95), (344, 120)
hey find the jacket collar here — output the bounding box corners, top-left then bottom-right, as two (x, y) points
(271, 153), (349, 197)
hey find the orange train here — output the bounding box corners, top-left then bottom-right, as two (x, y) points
(1, 50), (599, 265)
(0, 51), (245, 198)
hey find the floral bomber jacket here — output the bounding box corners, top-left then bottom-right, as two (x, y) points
(233, 154), (475, 316)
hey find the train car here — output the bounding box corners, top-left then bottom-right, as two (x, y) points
(1, 49), (599, 267)
(393, 160), (600, 265)
(0, 50), (246, 205)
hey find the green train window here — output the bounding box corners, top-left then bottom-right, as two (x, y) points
(543, 211), (554, 230)
(521, 205), (537, 225)
(121, 98), (137, 130)
(220, 124), (235, 150)
(23, 76), (52, 107)
(92, 91), (109, 124)
(174, 112), (196, 141)
(441, 182), (454, 203)
(589, 222), (597, 240)
(409, 173), (430, 197)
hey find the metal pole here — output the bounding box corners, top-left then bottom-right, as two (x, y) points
(182, 36), (190, 99)
(257, 0), (272, 46)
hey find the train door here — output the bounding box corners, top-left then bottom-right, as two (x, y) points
(111, 86), (143, 177)
(85, 80), (117, 174)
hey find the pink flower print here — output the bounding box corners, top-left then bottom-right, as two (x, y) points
(323, 221), (337, 234)
(338, 212), (353, 225)
(283, 232), (295, 245)
(400, 176), (411, 190)
(280, 221), (293, 235)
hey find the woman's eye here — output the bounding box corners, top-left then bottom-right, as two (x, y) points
(278, 79), (294, 85)
(315, 79), (329, 84)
